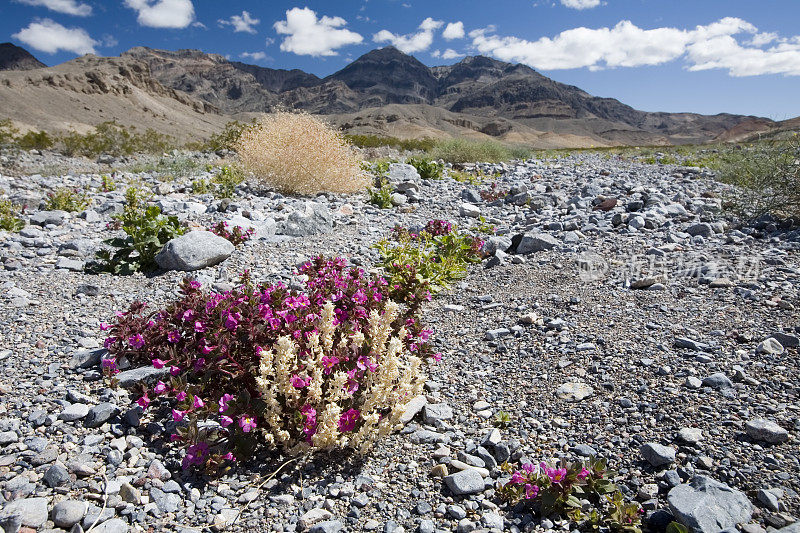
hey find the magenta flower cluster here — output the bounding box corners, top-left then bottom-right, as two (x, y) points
(210, 221), (255, 246)
(103, 256), (438, 472)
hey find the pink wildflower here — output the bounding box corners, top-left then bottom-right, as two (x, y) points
(338, 408), (360, 432)
(153, 381), (168, 394)
(218, 393), (234, 413)
(239, 415), (256, 433)
(290, 374), (311, 389)
(192, 396), (205, 409)
(524, 484), (540, 499)
(167, 330), (181, 343)
(172, 409), (187, 422)
(220, 415), (233, 427)
(136, 394), (150, 409)
(151, 358), (166, 369)
(128, 334), (145, 349)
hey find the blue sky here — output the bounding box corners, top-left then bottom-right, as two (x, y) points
(2, 0), (799, 119)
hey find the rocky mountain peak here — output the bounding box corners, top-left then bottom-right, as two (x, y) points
(0, 43), (46, 71)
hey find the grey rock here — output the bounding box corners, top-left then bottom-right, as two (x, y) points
(556, 382), (593, 401)
(281, 202), (334, 237)
(399, 395), (427, 424)
(444, 469), (485, 495)
(115, 366), (169, 388)
(686, 223), (713, 237)
(745, 418), (789, 444)
(388, 163), (420, 182)
(52, 500), (88, 528)
(30, 210), (66, 226)
(150, 487), (180, 513)
(757, 489), (781, 512)
(310, 521), (344, 533)
(668, 476), (752, 533)
(640, 442), (676, 467)
(458, 203), (480, 218)
(91, 518), (129, 533)
(756, 337), (785, 355)
(515, 232), (558, 254)
(423, 403), (453, 424)
(119, 482), (141, 504)
(43, 463), (71, 487)
(0, 431), (18, 446)
(482, 511), (504, 530)
(702, 373), (733, 390)
(84, 402), (120, 428)
(59, 403), (89, 421)
(155, 230), (234, 271)
(769, 332), (799, 348)
(674, 337), (711, 351)
(70, 348), (105, 369)
(0, 497), (49, 529)
(55, 257), (84, 271)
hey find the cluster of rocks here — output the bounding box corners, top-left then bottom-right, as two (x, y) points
(1, 150), (798, 532)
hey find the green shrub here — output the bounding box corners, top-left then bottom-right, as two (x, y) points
(0, 199), (25, 232)
(100, 175), (116, 192)
(192, 178), (211, 194)
(407, 157), (444, 180)
(88, 187), (185, 275)
(17, 131), (54, 151)
(45, 188), (90, 212)
(428, 138), (529, 163)
(344, 134), (435, 152)
(58, 122), (175, 157)
(211, 165), (245, 198)
(498, 456), (642, 532)
(367, 177), (394, 209)
(376, 220), (485, 308)
(718, 135), (800, 221)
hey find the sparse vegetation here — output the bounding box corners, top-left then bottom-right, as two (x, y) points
(236, 111), (368, 195)
(211, 164), (245, 198)
(368, 177), (394, 209)
(428, 138), (531, 163)
(0, 199), (25, 232)
(205, 120), (257, 152)
(17, 130), (54, 151)
(44, 187), (90, 212)
(407, 156), (444, 180)
(718, 134), (800, 221)
(345, 134), (435, 152)
(99, 175), (116, 192)
(88, 187), (185, 275)
(0, 119), (20, 145)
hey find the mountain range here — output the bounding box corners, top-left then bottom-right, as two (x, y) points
(0, 42), (786, 148)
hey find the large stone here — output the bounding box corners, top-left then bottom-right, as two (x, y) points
(84, 402), (120, 428)
(155, 230), (234, 271)
(92, 518), (129, 533)
(458, 203), (481, 218)
(686, 223), (713, 237)
(515, 232), (559, 254)
(52, 500), (88, 528)
(116, 366), (170, 388)
(59, 403), (89, 421)
(30, 210), (66, 226)
(399, 395), (427, 424)
(444, 469), (485, 496)
(668, 476), (753, 533)
(702, 373), (733, 390)
(281, 202), (334, 237)
(388, 163), (420, 182)
(0, 497), (49, 529)
(70, 348), (106, 369)
(556, 382), (594, 401)
(43, 463), (71, 487)
(745, 418), (789, 444)
(423, 403), (453, 424)
(640, 442), (676, 467)
(756, 337), (785, 355)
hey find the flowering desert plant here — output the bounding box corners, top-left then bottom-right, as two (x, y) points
(376, 219), (484, 301)
(103, 257), (438, 472)
(210, 221), (254, 246)
(235, 111), (369, 195)
(498, 457), (643, 532)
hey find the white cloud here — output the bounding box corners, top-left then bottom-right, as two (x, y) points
(12, 18), (97, 54)
(15, 0), (92, 16)
(373, 17), (443, 53)
(124, 0), (195, 29)
(468, 17), (800, 76)
(274, 7), (363, 57)
(218, 10), (260, 34)
(443, 21), (464, 40)
(560, 0), (601, 9)
(240, 51), (268, 62)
